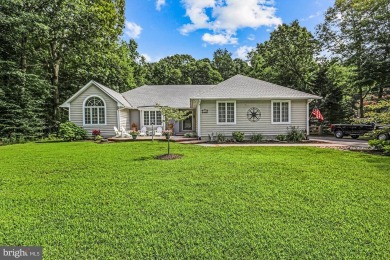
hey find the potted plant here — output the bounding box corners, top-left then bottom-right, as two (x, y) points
(130, 131), (139, 140)
(92, 129), (101, 140)
(131, 123), (138, 132)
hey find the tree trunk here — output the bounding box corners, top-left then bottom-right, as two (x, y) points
(20, 35), (27, 97)
(378, 85), (383, 99)
(50, 41), (61, 125)
(359, 86), (364, 118)
(20, 35), (27, 72)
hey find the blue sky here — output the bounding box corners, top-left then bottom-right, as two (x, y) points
(124, 0), (334, 62)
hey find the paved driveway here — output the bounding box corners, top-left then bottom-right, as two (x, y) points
(309, 136), (370, 148)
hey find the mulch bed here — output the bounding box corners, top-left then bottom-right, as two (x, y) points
(323, 145), (388, 156)
(155, 154), (183, 160)
(208, 140), (328, 144)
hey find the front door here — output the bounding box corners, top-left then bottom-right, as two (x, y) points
(183, 115), (192, 131)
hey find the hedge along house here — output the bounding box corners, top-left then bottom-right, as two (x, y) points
(60, 75), (321, 138)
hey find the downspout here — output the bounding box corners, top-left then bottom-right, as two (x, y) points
(306, 100), (310, 137)
(197, 100), (201, 139)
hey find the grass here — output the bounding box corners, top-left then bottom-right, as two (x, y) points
(0, 141), (389, 259)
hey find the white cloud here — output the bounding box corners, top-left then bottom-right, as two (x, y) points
(141, 53), (152, 62)
(202, 33), (238, 45)
(300, 11), (322, 22)
(247, 34), (255, 41)
(180, 0), (215, 35)
(212, 0), (282, 31)
(235, 45), (255, 60)
(156, 0), (166, 11)
(180, 0), (282, 45)
(124, 21), (142, 39)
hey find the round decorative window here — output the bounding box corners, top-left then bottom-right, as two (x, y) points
(247, 107), (261, 122)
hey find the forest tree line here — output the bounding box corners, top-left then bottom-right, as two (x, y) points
(0, 0), (389, 139)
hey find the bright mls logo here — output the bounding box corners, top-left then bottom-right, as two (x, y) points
(0, 247), (42, 260)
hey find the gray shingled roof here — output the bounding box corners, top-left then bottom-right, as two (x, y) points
(121, 85), (213, 108)
(93, 81), (132, 108)
(192, 75), (321, 100)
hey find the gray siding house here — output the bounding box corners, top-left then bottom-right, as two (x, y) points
(60, 75), (321, 138)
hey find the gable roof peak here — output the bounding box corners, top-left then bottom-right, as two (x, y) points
(60, 80), (132, 108)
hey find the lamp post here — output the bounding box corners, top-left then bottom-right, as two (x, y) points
(151, 121), (154, 142)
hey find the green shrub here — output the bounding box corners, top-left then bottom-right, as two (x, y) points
(47, 134), (60, 141)
(95, 135), (103, 143)
(59, 122), (87, 141)
(18, 135), (26, 144)
(216, 133), (226, 143)
(232, 131), (245, 142)
(276, 134), (287, 141)
(184, 132), (197, 138)
(286, 126), (306, 142)
(0, 134), (33, 145)
(368, 139), (390, 152)
(9, 134), (17, 144)
(369, 127), (390, 139)
(36, 134), (63, 143)
(0, 138), (10, 145)
(251, 133), (264, 143)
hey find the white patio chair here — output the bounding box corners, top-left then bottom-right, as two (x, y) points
(120, 126), (131, 138)
(139, 126), (147, 136)
(155, 126), (163, 136)
(114, 126), (122, 137)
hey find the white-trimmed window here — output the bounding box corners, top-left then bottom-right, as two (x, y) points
(143, 111), (162, 125)
(217, 101), (236, 124)
(272, 100), (291, 124)
(84, 96), (106, 125)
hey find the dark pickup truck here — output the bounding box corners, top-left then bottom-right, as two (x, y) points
(330, 123), (375, 139)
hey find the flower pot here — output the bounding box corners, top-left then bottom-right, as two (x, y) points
(132, 135), (137, 140)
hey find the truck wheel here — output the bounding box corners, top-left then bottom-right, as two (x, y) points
(378, 133), (389, 140)
(335, 130), (344, 138)
(351, 135), (359, 139)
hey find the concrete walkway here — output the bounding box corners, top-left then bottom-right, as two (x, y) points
(309, 136), (369, 148)
(197, 142), (348, 147)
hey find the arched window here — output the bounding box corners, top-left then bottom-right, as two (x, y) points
(84, 96), (105, 125)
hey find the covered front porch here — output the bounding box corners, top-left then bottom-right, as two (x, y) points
(107, 135), (202, 143)
(126, 107), (196, 135)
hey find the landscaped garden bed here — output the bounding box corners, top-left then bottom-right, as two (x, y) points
(206, 139), (328, 144)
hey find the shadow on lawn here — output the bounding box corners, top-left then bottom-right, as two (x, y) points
(155, 154), (183, 160)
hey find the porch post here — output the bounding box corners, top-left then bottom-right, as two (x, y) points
(197, 100), (201, 138)
(117, 109), (121, 129)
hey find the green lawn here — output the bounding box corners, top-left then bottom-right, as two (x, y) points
(0, 142), (389, 259)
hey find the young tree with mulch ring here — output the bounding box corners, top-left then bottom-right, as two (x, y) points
(157, 104), (191, 159)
